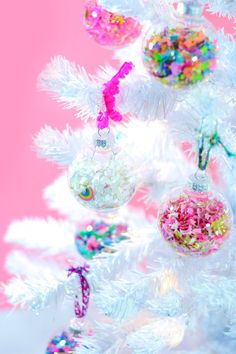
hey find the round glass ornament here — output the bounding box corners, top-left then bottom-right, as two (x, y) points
(75, 220), (128, 259)
(46, 331), (79, 353)
(143, 5), (217, 88)
(158, 171), (233, 256)
(68, 132), (136, 213)
(84, 0), (142, 48)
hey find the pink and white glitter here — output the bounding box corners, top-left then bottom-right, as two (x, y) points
(158, 189), (232, 256)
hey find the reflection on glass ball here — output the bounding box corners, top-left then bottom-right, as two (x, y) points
(84, 0), (142, 48)
(143, 26), (217, 87)
(69, 152), (136, 213)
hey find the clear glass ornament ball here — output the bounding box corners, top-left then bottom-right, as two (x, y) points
(158, 173), (233, 256)
(68, 150), (136, 213)
(143, 22), (217, 88)
(84, 0), (142, 48)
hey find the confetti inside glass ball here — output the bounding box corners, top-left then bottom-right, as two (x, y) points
(158, 183), (232, 256)
(143, 26), (217, 87)
(46, 331), (79, 354)
(68, 152), (136, 213)
(75, 220), (128, 259)
(84, 0), (142, 48)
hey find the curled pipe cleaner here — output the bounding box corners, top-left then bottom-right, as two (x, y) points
(97, 62), (134, 130)
(68, 265), (90, 318)
(198, 130), (235, 171)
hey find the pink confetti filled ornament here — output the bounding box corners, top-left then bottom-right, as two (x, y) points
(84, 0), (142, 48)
(158, 186), (232, 256)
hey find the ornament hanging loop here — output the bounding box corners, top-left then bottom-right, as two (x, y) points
(189, 169), (210, 192)
(197, 130), (235, 172)
(98, 127), (110, 137)
(68, 265), (90, 319)
(96, 61), (134, 130)
(93, 127), (116, 151)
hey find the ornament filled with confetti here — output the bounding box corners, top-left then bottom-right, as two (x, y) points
(46, 331), (79, 353)
(158, 171), (232, 256)
(68, 62), (135, 213)
(143, 26), (217, 87)
(84, 0), (142, 48)
(75, 220), (128, 259)
(69, 151), (136, 213)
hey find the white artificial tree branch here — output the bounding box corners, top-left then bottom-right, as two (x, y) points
(4, 266), (79, 312)
(5, 217), (76, 255)
(38, 56), (103, 121)
(34, 125), (82, 166)
(206, 0), (236, 18)
(43, 173), (92, 220)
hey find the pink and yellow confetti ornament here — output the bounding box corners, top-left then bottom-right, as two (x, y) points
(158, 170), (233, 257)
(158, 130), (235, 256)
(143, 26), (217, 87)
(84, 0), (142, 48)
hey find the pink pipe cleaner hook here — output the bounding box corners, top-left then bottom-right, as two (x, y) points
(97, 62), (134, 130)
(68, 264), (90, 318)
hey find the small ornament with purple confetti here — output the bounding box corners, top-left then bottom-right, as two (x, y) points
(46, 331), (79, 353)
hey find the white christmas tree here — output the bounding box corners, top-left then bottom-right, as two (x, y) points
(3, 1), (236, 353)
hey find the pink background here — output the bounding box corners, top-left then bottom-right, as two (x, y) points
(0, 1), (234, 300)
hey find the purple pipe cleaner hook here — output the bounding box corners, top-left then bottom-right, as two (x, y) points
(68, 265), (90, 319)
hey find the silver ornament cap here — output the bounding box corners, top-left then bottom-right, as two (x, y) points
(92, 129), (116, 151)
(188, 169), (210, 192)
(69, 318), (87, 336)
(176, 0), (204, 20)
